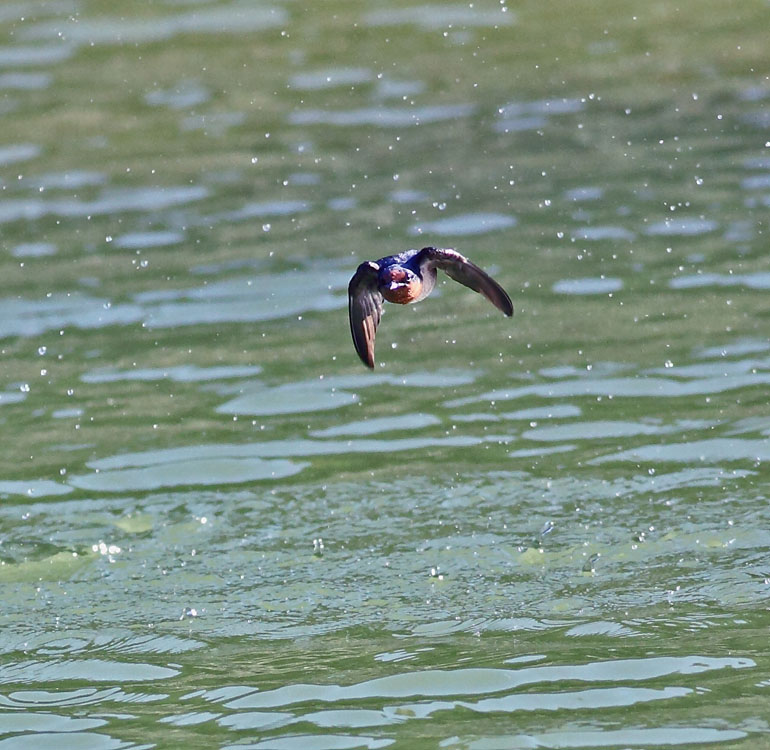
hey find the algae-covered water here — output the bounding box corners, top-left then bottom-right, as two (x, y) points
(1, 1), (770, 747)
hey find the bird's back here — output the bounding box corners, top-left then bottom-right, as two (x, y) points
(374, 248), (420, 269)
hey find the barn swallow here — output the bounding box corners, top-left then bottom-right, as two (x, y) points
(348, 246), (513, 368)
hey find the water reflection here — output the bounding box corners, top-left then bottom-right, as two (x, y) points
(564, 186), (604, 202)
(68, 456), (306, 492)
(145, 80), (210, 109)
(696, 338), (770, 358)
(217, 370), (477, 415)
(0, 143), (40, 166)
(112, 231), (184, 250)
(552, 277), (623, 294)
(310, 413), (440, 437)
(592, 437), (770, 465)
(139, 273), (343, 329)
(193, 655), (754, 743)
(0, 713), (106, 733)
(0, 480), (71, 498)
(18, 4), (288, 46)
(67, 434), (508, 492)
(181, 111), (247, 135)
(644, 217), (719, 236)
(33, 170), (106, 189)
(364, 5), (514, 29)
(290, 68), (373, 90)
(209, 200), (311, 224)
(289, 103), (475, 127)
(447, 371), (770, 405)
(451, 727), (746, 748)
(0, 731), (132, 749)
(0, 390), (27, 407)
(410, 212), (516, 236)
(670, 270), (770, 290)
(81, 364), (261, 384)
(3, 631), (203, 657)
(0, 659), (178, 684)
(376, 78), (426, 99)
(0, 293), (143, 338)
(522, 420), (645, 442)
(230, 736), (393, 749)
(571, 226), (636, 241)
(0, 44), (74, 66)
(228, 655), (751, 708)
(494, 97), (584, 132)
(0, 185), (208, 224)
(0, 266), (346, 339)
(11, 242), (57, 258)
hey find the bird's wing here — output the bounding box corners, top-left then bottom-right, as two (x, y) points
(348, 261), (384, 368)
(419, 247), (513, 316)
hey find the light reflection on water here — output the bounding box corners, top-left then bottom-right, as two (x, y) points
(670, 270), (770, 290)
(289, 68), (374, 91)
(1, 0), (770, 746)
(0, 267), (345, 337)
(0, 43), (75, 66)
(0, 185), (209, 223)
(288, 103), (476, 127)
(17, 4), (289, 45)
(364, 5), (514, 29)
(571, 226), (636, 241)
(81, 364), (262, 384)
(0, 142), (40, 165)
(223, 655), (753, 708)
(410, 212), (517, 236)
(552, 277), (623, 295)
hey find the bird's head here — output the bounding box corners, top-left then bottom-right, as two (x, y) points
(379, 266), (421, 304)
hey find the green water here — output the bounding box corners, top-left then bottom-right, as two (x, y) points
(2, 1), (770, 747)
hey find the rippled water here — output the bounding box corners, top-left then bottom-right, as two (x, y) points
(2, 0), (770, 747)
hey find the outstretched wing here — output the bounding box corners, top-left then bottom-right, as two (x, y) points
(419, 247), (513, 316)
(348, 261), (383, 369)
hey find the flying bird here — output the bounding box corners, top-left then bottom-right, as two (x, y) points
(348, 246), (513, 368)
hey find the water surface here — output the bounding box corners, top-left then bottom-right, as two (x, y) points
(1, 0), (770, 747)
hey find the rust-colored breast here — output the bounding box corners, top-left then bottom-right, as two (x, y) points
(382, 279), (421, 304)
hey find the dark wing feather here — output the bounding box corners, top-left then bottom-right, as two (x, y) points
(420, 247), (513, 316)
(348, 261), (383, 368)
